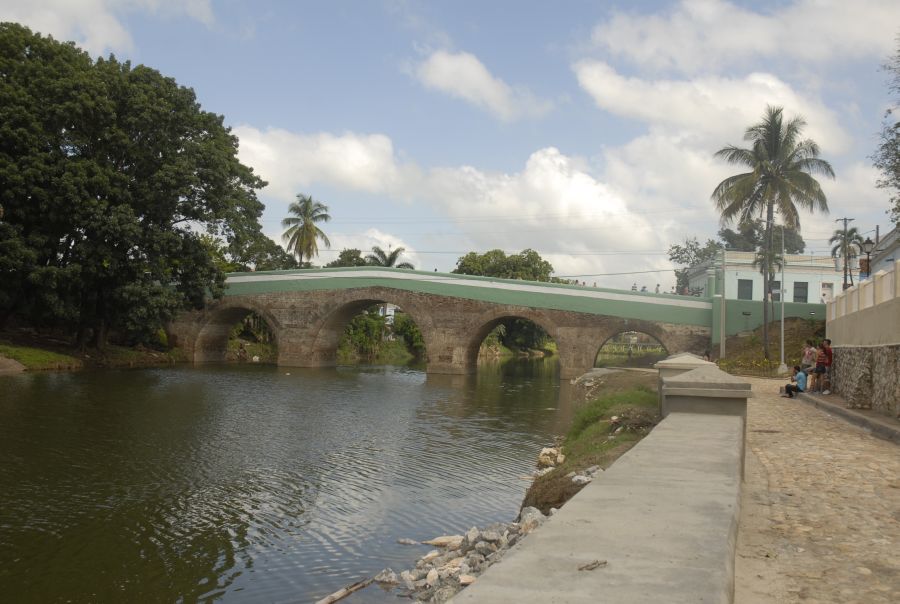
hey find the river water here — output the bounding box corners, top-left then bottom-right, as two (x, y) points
(0, 359), (574, 602)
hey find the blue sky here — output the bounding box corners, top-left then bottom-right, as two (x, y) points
(3, 0), (898, 288)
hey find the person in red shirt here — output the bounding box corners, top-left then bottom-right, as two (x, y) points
(811, 343), (828, 393)
(822, 338), (833, 395)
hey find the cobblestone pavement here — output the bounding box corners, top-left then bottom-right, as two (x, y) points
(735, 377), (900, 604)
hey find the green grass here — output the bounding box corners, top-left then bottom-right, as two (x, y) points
(0, 343), (82, 370)
(567, 386), (657, 441)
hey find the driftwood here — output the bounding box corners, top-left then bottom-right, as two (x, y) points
(315, 577), (374, 604)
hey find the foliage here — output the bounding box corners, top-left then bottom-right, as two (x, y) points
(326, 248), (368, 267)
(711, 105), (833, 358)
(0, 24), (266, 345)
(667, 237), (720, 292)
(829, 226), (865, 288)
(339, 307), (387, 359)
(392, 312), (425, 357)
(873, 37), (900, 224)
(452, 248), (553, 281)
(281, 194), (331, 264)
(365, 246), (414, 269)
(567, 386), (656, 441)
(718, 219), (805, 253)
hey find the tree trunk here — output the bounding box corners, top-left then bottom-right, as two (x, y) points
(762, 206), (773, 360)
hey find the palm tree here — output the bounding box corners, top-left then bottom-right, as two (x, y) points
(281, 194), (331, 265)
(365, 246), (414, 269)
(711, 106), (834, 359)
(753, 245), (784, 326)
(829, 226), (864, 289)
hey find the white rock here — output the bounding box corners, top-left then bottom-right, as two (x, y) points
(426, 568), (439, 586)
(585, 465), (602, 476)
(481, 530), (501, 543)
(549, 507), (559, 516)
(555, 453), (566, 465)
(459, 574), (477, 586)
(400, 570), (416, 590)
(572, 475), (592, 485)
(536, 447), (560, 468)
(373, 568), (399, 584)
(423, 535), (464, 549)
(465, 526), (480, 545)
(421, 549), (441, 563)
(520, 506), (547, 534)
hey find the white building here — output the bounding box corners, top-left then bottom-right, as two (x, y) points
(688, 251), (846, 303)
(869, 225), (899, 277)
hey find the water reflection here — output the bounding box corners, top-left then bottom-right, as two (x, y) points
(0, 359), (568, 602)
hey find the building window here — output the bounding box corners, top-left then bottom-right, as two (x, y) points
(771, 280), (781, 302)
(738, 279), (753, 300)
(793, 281), (808, 303)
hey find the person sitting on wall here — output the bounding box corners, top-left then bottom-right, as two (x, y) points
(781, 366), (807, 398)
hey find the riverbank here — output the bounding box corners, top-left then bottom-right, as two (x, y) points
(366, 368), (660, 603)
(0, 330), (185, 371)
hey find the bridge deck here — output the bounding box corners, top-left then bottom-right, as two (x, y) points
(225, 267), (711, 326)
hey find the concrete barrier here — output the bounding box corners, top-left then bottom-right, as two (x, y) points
(451, 412), (744, 603)
(654, 353), (715, 416)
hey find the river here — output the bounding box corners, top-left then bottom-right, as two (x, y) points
(0, 359), (574, 602)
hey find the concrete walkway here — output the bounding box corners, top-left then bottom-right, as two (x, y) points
(453, 413), (743, 603)
(736, 377), (900, 603)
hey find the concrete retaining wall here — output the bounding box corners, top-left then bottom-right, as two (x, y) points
(827, 259), (900, 418)
(451, 412), (744, 603)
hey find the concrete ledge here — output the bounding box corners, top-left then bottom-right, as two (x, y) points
(797, 392), (900, 445)
(451, 413), (743, 604)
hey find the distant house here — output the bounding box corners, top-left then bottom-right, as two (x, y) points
(869, 225), (899, 278)
(687, 250), (844, 303)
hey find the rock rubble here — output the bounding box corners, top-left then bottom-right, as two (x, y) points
(377, 507), (548, 602)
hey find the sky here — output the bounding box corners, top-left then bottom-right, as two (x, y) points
(2, 0), (898, 289)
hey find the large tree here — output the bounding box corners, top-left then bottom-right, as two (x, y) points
(365, 246), (414, 269)
(718, 219), (805, 254)
(873, 37), (900, 224)
(829, 226), (865, 289)
(452, 249), (553, 281)
(711, 106), (834, 359)
(326, 248), (368, 268)
(281, 194), (331, 264)
(667, 237), (720, 293)
(0, 23), (266, 344)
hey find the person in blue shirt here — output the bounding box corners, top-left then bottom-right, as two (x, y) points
(782, 366), (807, 398)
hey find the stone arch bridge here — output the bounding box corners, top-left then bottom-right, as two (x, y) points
(168, 268), (713, 379)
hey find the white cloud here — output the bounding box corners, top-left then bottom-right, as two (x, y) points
(415, 50), (553, 121)
(233, 126), (423, 202)
(573, 60), (851, 153)
(0, 0), (213, 55)
(591, 0), (900, 74)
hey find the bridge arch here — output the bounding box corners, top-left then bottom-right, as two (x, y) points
(464, 307), (561, 372)
(303, 287), (436, 367)
(191, 298), (284, 363)
(593, 318), (675, 358)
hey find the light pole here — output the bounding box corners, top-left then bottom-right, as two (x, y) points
(778, 226), (788, 375)
(860, 237), (875, 280)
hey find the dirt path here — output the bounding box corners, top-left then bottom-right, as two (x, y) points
(735, 377), (900, 603)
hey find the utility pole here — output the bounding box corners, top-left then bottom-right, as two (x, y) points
(835, 217), (854, 290)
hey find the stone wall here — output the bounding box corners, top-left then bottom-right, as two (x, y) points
(832, 345), (900, 418)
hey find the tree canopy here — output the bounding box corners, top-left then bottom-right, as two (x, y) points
(366, 246), (414, 269)
(281, 194), (331, 264)
(452, 249), (553, 281)
(718, 219), (805, 254)
(873, 37), (900, 224)
(326, 248), (368, 268)
(0, 23), (267, 344)
(711, 105), (833, 358)
(667, 237), (720, 292)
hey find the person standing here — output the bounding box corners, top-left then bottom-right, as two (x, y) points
(811, 342), (827, 393)
(800, 340), (816, 373)
(822, 339), (833, 395)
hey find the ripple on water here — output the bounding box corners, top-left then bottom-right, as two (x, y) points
(0, 361), (561, 603)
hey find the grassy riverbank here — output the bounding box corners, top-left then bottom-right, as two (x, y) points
(521, 370), (659, 514)
(0, 331), (186, 371)
(716, 317), (825, 376)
